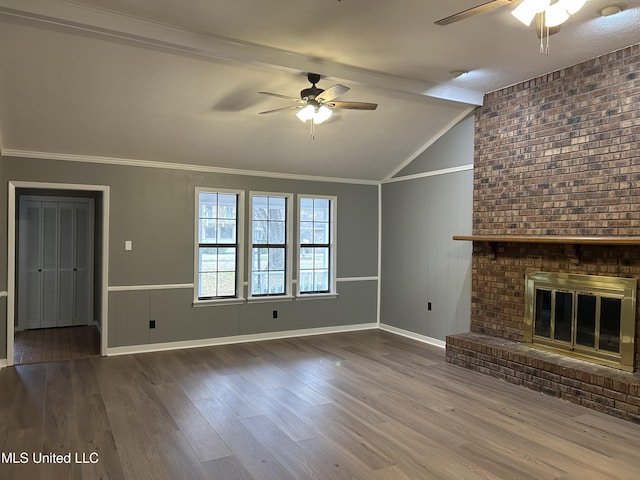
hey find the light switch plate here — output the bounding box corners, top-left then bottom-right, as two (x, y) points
(125, 240), (132, 251)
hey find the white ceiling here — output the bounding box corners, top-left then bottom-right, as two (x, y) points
(1, 0), (639, 182)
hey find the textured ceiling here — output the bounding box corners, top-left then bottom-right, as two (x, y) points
(1, 0), (639, 181)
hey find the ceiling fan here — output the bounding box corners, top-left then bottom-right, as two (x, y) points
(435, 1), (587, 53)
(258, 73), (377, 136)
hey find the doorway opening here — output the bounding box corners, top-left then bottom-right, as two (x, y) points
(7, 182), (110, 366)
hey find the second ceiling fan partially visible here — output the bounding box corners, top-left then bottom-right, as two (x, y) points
(435, 1), (588, 53)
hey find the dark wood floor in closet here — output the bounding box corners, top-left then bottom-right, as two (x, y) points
(1, 329), (639, 479)
(14, 325), (100, 365)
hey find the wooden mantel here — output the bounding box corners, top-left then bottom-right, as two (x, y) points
(452, 235), (640, 261)
(452, 235), (640, 245)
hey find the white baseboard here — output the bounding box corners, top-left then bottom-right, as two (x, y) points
(0, 359), (7, 370)
(378, 324), (446, 349)
(106, 322), (378, 356)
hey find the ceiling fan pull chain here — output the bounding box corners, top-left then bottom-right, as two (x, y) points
(546, 25), (550, 55)
(540, 12), (544, 54)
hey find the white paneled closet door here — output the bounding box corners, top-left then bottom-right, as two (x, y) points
(18, 196), (94, 330)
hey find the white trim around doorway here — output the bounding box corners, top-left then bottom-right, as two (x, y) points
(7, 181), (110, 366)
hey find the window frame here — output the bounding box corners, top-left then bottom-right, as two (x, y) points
(296, 195), (337, 298)
(248, 191), (293, 301)
(194, 187), (245, 305)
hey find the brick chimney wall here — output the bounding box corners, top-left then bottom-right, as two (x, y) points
(471, 44), (640, 368)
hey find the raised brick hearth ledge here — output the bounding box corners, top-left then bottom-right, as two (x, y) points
(446, 333), (640, 423)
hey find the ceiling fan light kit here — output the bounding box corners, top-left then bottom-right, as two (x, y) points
(511, 0), (585, 27)
(296, 104), (332, 124)
(512, 0), (550, 26)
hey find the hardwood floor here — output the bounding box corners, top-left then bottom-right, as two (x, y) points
(1, 329), (640, 479)
(14, 325), (100, 365)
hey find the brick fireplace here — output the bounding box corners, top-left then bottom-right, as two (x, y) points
(446, 44), (640, 422)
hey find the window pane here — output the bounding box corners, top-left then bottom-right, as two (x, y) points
(270, 272), (285, 294)
(554, 291), (572, 343)
(217, 220), (237, 244)
(300, 198), (314, 221)
(269, 197), (286, 220)
(300, 270), (314, 292)
(199, 272), (217, 298)
(300, 247), (314, 269)
(199, 219), (217, 243)
(252, 272), (268, 295)
(268, 221), (285, 244)
(314, 199), (329, 221)
(314, 248), (329, 269)
(269, 248), (285, 270)
(253, 195), (268, 220)
(300, 222), (314, 244)
(200, 193), (217, 218)
(314, 270), (329, 292)
(252, 220), (267, 243)
(599, 297), (621, 353)
(217, 248), (236, 272)
(252, 248), (269, 271)
(218, 272), (236, 296)
(313, 223), (329, 244)
(218, 194), (237, 218)
(199, 247), (217, 273)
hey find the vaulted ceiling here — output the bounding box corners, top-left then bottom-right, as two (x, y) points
(1, 0), (639, 181)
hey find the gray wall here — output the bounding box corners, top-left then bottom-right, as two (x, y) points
(1, 156), (379, 355)
(394, 113), (474, 177)
(380, 114), (474, 340)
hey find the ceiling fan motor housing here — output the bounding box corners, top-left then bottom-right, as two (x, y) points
(301, 73), (324, 100)
(300, 86), (324, 100)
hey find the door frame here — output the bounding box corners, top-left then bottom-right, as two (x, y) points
(7, 181), (110, 366)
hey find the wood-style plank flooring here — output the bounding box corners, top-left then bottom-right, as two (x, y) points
(14, 325), (100, 365)
(1, 329), (640, 479)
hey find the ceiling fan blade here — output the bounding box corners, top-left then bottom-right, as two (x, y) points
(316, 84), (349, 102)
(258, 91), (303, 102)
(326, 101), (377, 111)
(258, 105), (301, 115)
(435, 0), (514, 26)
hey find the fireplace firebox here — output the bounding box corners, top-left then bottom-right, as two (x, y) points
(524, 272), (637, 372)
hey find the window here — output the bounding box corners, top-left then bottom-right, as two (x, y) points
(298, 196), (336, 295)
(195, 189), (243, 301)
(250, 193), (292, 297)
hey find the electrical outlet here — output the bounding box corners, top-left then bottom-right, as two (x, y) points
(149, 320), (156, 329)
(272, 310), (278, 319)
(428, 302), (432, 311)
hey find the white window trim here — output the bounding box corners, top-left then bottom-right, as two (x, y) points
(296, 194), (337, 297)
(194, 187), (245, 305)
(248, 191), (293, 301)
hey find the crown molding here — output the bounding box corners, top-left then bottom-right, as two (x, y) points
(2, 149), (380, 185)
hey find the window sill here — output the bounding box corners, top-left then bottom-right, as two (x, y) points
(247, 295), (294, 304)
(193, 298), (246, 307)
(296, 293), (339, 301)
